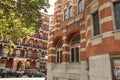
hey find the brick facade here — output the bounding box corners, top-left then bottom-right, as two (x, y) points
(0, 13), (50, 73)
(48, 0), (120, 80)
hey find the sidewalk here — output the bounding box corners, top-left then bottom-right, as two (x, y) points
(0, 78), (45, 80)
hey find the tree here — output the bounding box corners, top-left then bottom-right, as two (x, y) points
(0, 0), (50, 55)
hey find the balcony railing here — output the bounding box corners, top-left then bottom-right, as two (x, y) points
(1, 40), (48, 52)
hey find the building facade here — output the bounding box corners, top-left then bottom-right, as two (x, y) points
(48, 0), (120, 80)
(0, 13), (50, 73)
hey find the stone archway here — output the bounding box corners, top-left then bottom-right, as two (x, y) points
(16, 61), (22, 71)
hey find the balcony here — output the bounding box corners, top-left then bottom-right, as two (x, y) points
(41, 27), (49, 31)
(2, 53), (15, 58)
(39, 36), (48, 41)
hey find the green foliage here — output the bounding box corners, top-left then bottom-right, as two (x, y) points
(0, 0), (50, 41)
(0, 0), (50, 55)
(24, 68), (30, 73)
(0, 68), (4, 72)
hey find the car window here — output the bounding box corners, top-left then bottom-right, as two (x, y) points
(12, 70), (16, 73)
(36, 71), (39, 74)
(3, 70), (10, 73)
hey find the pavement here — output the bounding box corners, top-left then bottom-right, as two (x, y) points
(0, 78), (45, 80)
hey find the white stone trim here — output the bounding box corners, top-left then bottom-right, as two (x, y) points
(49, 47), (56, 50)
(54, 8), (61, 13)
(53, 23), (60, 26)
(55, 4), (62, 9)
(49, 41), (53, 44)
(63, 29), (67, 32)
(57, 13), (62, 15)
(49, 35), (53, 38)
(86, 38), (91, 48)
(62, 51), (70, 55)
(80, 48), (86, 52)
(80, 39), (86, 43)
(80, 30), (86, 34)
(111, 0), (120, 2)
(57, 18), (62, 20)
(102, 31), (113, 38)
(113, 30), (120, 41)
(48, 54), (56, 57)
(62, 36), (67, 40)
(91, 35), (102, 46)
(85, 15), (91, 27)
(62, 44), (69, 47)
(52, 28), (60, 32)
(86, 26), (91, 36)
(99, 2), (111, 11)
(100, 16), (112, 24)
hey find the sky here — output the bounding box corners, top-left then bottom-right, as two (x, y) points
(46, 0), (57, 15)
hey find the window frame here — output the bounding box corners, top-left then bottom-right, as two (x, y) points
(92, 11), (100, 36)
(69, 6), (73, 18)
(56, 40), (63, 63)
(113, 1), (120, 30)
(70, 34), (80, 62)
(64, 9), (68, 21)
(78, 0), (84, 13)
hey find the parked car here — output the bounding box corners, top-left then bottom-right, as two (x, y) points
(1, 69), (23, 78)
(27, 70), (46, 77)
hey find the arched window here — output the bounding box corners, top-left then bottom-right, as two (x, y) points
(69, 6), (72, 18)
(71, 48), (74, 62)
(16, 50), (21, 57)
(60, 51), (62, 63)
(78, 0), (84, 13)
(71, 35), (80, 45)
(70, 35), (80, 62)
(76, 47), (79, 62)
(56, 40), (62, 48)
(64, 9), (68, 20)
(2, 48), (9, 57)
(56, 40), (62, 63)
(27, 50), (32, 58)
(26, 61), (30, 68)
(57, 51), (59, 63)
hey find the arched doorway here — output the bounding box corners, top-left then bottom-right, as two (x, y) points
(16, 61), (22, 71)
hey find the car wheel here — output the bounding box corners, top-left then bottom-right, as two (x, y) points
(18, 74), (22, 77)
(32, 75), (34, 77)
(1, 76), (4, 78)
(3, 74), (7, 78)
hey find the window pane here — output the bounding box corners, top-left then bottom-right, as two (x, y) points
(64, 9), (68, 20)
(60, 51), (62, 63)
(114, 2), (120, 30)
(93, 11), (100, 36)
(56, 40), (62, 49)
(69, 6), (72, 18)
(76, 47), (79, 62)
(70, 35), (80, 45)
(71, 48), (74, 62)
(57, 51), (59, 63)
(78, 0), (83, 13)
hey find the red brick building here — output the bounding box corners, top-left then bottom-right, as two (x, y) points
(0, 13), (50, 73)
(48, 0), (120, 80)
